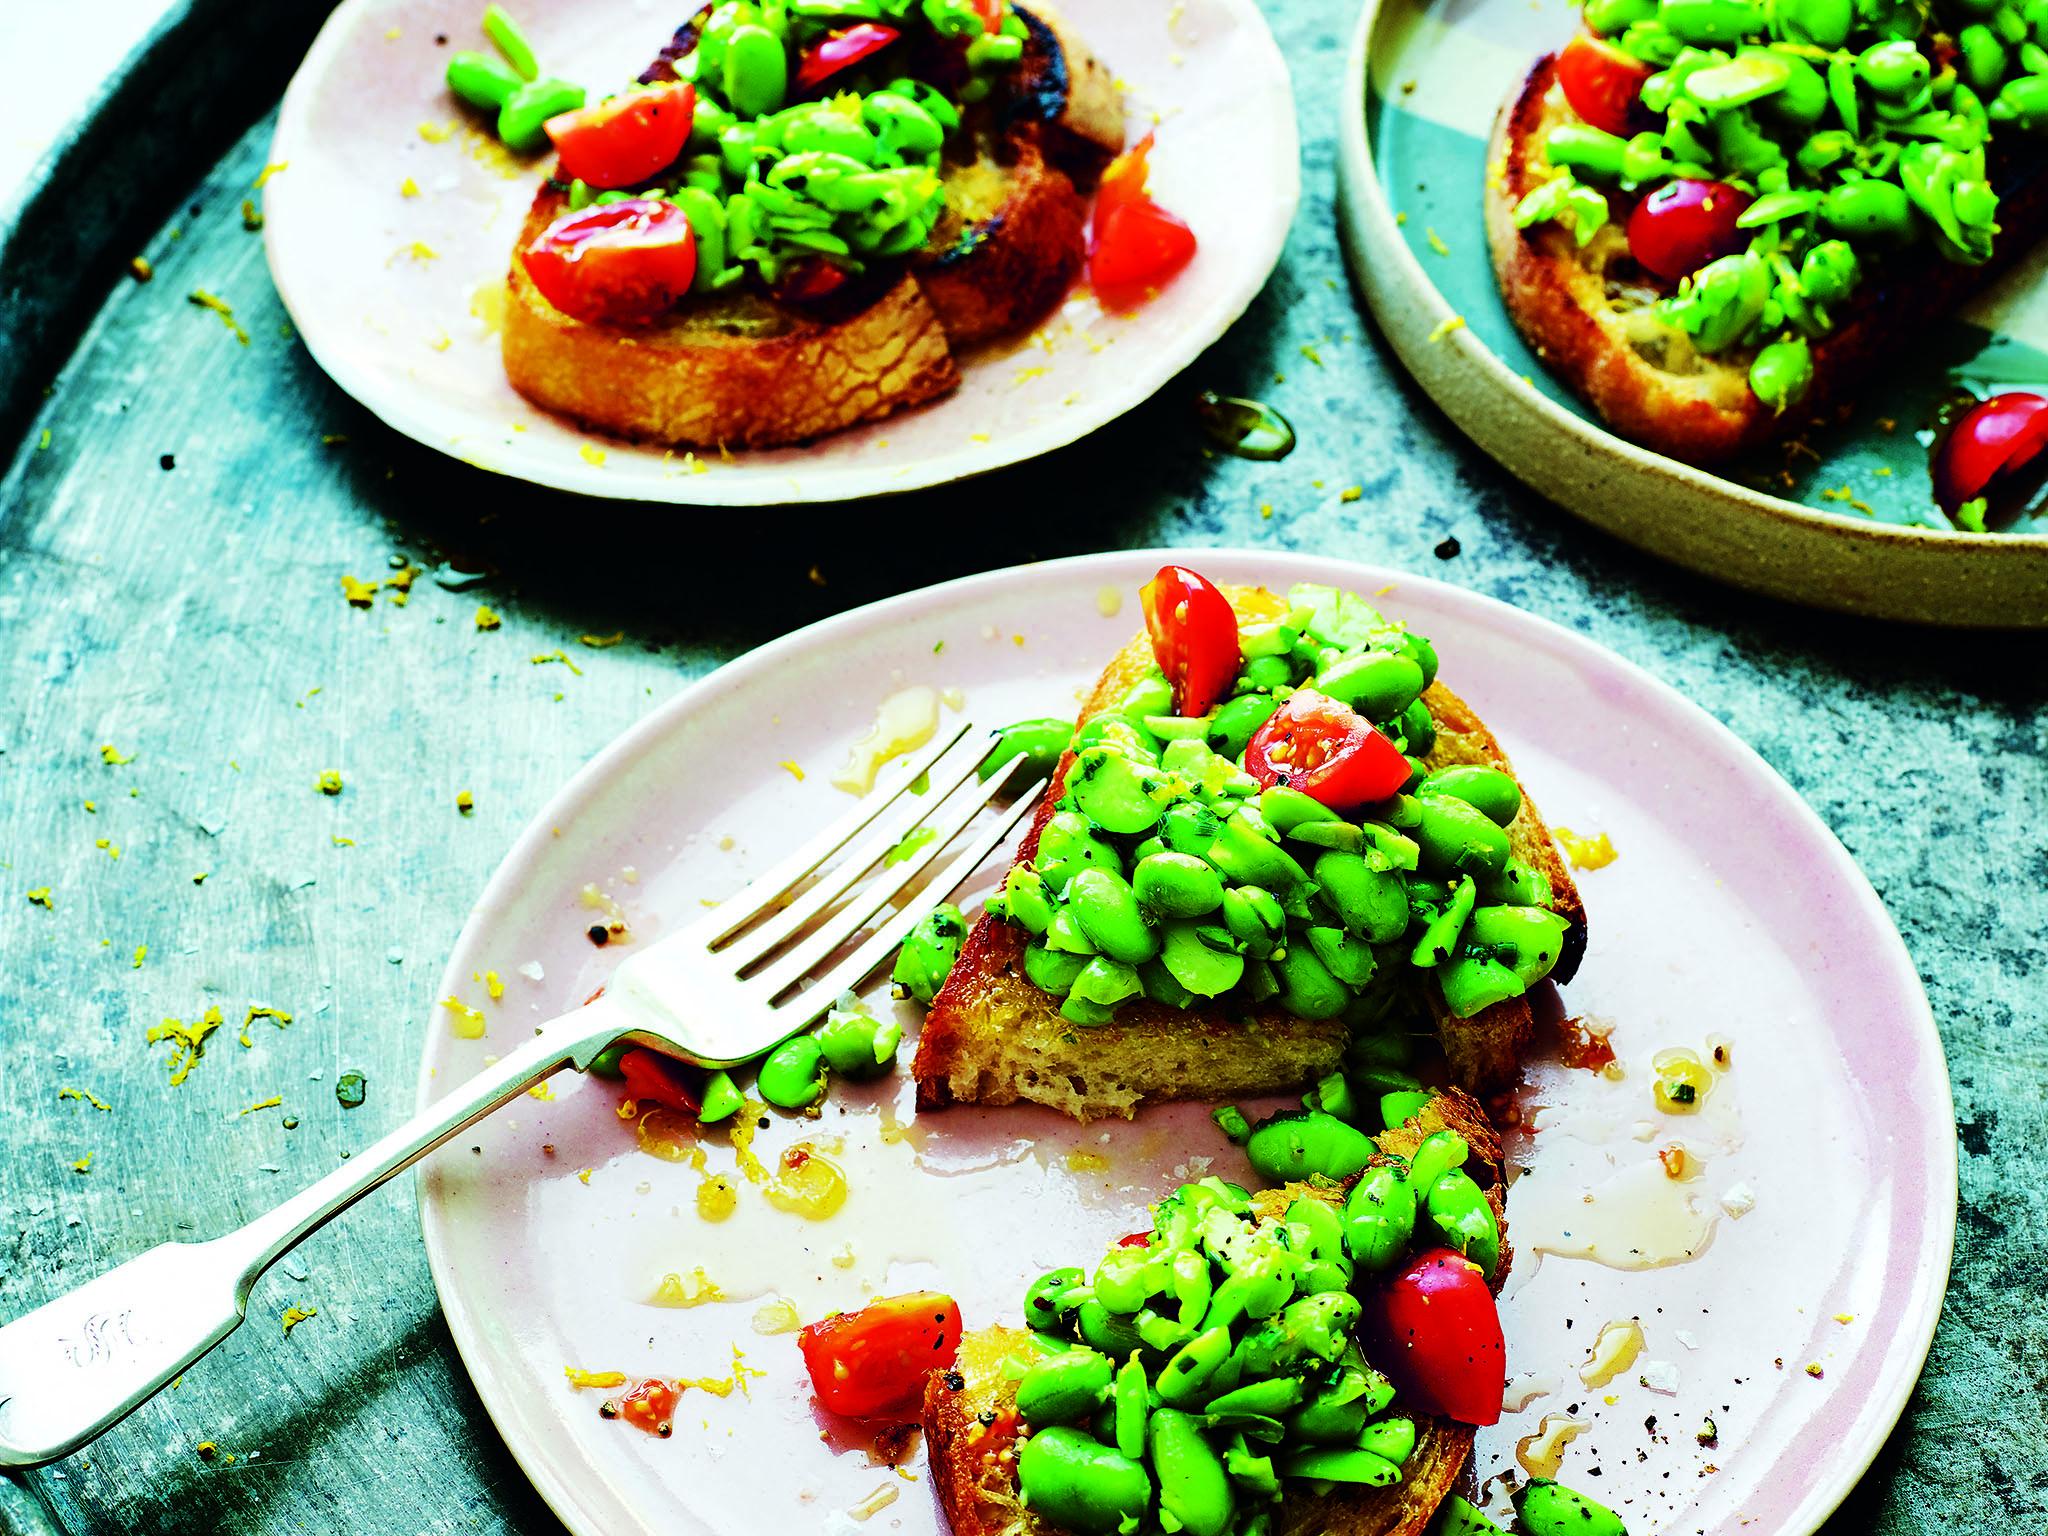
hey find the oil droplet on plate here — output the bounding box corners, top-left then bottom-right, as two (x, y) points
(1514, 1157), (1719, 1270)
(831, 686), (939, 796)
(1578, 1317), (1645, 1386)
(1516, 1413), (1590, 1479)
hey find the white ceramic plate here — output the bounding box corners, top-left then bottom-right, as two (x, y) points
(262, 0), (1298, 505)
(1335, 0), (2048, 626)
(417, 549), (1953, 1536)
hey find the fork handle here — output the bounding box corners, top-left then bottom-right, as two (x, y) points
(0, 1000), (632, 1470)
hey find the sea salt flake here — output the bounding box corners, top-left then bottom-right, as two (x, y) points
(1719, 1183), (1757, 1218)
(1639, 1360), (1680, 1394)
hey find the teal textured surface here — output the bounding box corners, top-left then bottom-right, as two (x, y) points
(0, 2), (2044, 1535)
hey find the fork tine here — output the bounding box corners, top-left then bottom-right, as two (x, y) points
(747, 754), (1034, 1002)
(771, 779), (1047, 1028)
(715, 728), (999, 973)
(685, 719), (975, 947)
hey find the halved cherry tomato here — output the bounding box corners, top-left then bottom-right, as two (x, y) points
(619, 1048), (701, 1117)
(1933, 391), (2048, 521)
(1368, 1247), (1505, 1427)
(1116, 1231), (1152, 1248)
(798, 1291), (962, 1418)
(1626, 179), (1751, 283)
(1140, 564), (1241, 718)
(774, 257), (851, 304)
(796, 23), (901, 92)
(614, 1377), (680, 1436)
(544, 83), (694, 190)
(971, 0), (1007, 34)
(1088, 133), (1197, 311)
(1244, 690), (1411, 808)
(521, 198), (697, 325)
(1556, 32), (1655, 137)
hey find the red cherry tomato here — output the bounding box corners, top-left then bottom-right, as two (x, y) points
(521, 198), (697, 325)
(1244, 690), (1412, 808)
(619, 1048), (701, 1117)
(1116, 1231), (1152, 1248)
(1369, 1248), (1505, 1427)
(1556, 32), (1655, 137)
(615, 1377), (680, 1436)
(1089, 133), (1197, 311)
(544, 83), (694, 190)
(1140, 565), (1241, 718)
(1626, 179), (1752, 283)
(1932, 392), (2048, 520)
(795, 23), (901, 92)
(798, 1292), (963, 1418)
(773, 257), (851, 304)
(972, 0), (1007, 33)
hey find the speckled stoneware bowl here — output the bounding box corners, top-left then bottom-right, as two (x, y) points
(263, 0), (1298, 505)
(418, 549), (1953, 1536)
(1336, 0), (2048, 627)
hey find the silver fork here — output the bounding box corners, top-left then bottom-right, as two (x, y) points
(0, 721), (1040, 1470)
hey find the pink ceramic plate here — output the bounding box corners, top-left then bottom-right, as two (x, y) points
(262, 0), (1298, 505)
(416, 550), (1953, 1536)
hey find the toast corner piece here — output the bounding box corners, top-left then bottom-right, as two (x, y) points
(1484, 56), (1772, 468)
(502, 187), (961, 449)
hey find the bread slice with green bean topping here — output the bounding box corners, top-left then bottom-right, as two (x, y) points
(1486, 40), (2048, 468)
(503, 3), (1121, 449)
(911, 584), (1583, 1120)
(924, 1090), (1510, 1536)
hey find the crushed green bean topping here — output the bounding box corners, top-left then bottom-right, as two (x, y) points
(1515, 0), (2045, 404)
(981, 583), (1570, 1028)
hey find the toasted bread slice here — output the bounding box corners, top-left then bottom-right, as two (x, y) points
(924, 1090), (1509, 1536)
(504, 5), (1122, 448)
(1486, 54), (2048, 467)
(912, 585), (1583, 1119)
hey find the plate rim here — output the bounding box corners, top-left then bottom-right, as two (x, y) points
(262, 0), (1301, 508)
(1333, 0), (2048, 627)
(414, 546), (1956, 1536)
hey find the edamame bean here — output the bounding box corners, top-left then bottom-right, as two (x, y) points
(1277, 1447), (1401, 1485)
(587, 1041), (630, 1078)
(981, 717), (1071, 785)
(1016, 1427), (1152, 1536)
(757, 1034), (826, 1109)
(1275, 943), (1348, 1021)
(1036, 810), (1121, 890)
(1220, 886), (1286, 958)
(892, 903), (965, 1002)
(1777, 0), (1851, 45)
(1306, 926), (1377, 987)
(498, 77), (587, 153)
(1821, 179), (1917, 243)
(999, 866), (1056, 935)
(1244, 1111), (1377, 1183)
(1857, 38), (1930, 97)
(1480, 854), (1553, 908)
(1417, 765), (1521, 826)
(1990, 73), (2048, 127)
(1070, 955), (1143, 1007)
(1311, 849), (1407, 942)
(1468, 904), (1571, 989)
(1159, 799), (1222, 858)
(1157, 1325), (1233, 1407)
(1067, 868), (1159, 964)
(1344, 1163), (1418, 1272)
(1212, 1104), (1252, 1143)
(1441, 953), (1523, 1017)
(1114, 1355), (1149, 1460)
(1408, 1128), (1469, 1190)
(814, 1006), (902, 1079)
(1207, 693), (1281, 760)
(1024, 941), (1088, 995)
(1139, 957), (1196, 1009)
(1380, 1088), (1434, 1128)
(1237, 654), (1296, 693)
(1149, 1409), (1235, 1536)
(1077, 1301), (1145, 1357)
(1315, 650), (1426, 718)
(1659, 0), (1765, 43)
(1426, 1169), (1502, 1276)
(1256, 785), (1331, 835)
(698, 1068), (745, 1123)
(1016, 1348), (1114, 1424)
(1306, 1069), (1367, 1125)
(1068, 747), (1176, 835)
(1134, 852), (1226, 917)
(723, 24), (788, 118)
(1391, 697), (1437, 755)
(1414, 795), (1512, 878)
(1433, 1495), (1509, 1535)
(1205, 814), (1310, 893)
(1515, 1479), (1630, 1536)
(483, 3), (541, 81)
(448, 50), (524, 110)
(1024, 1267), (1085, 1329)
(1060, 993), (1118, 1026)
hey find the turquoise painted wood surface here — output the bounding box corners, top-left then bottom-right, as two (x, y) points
(1, 1), (2045, 1533)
